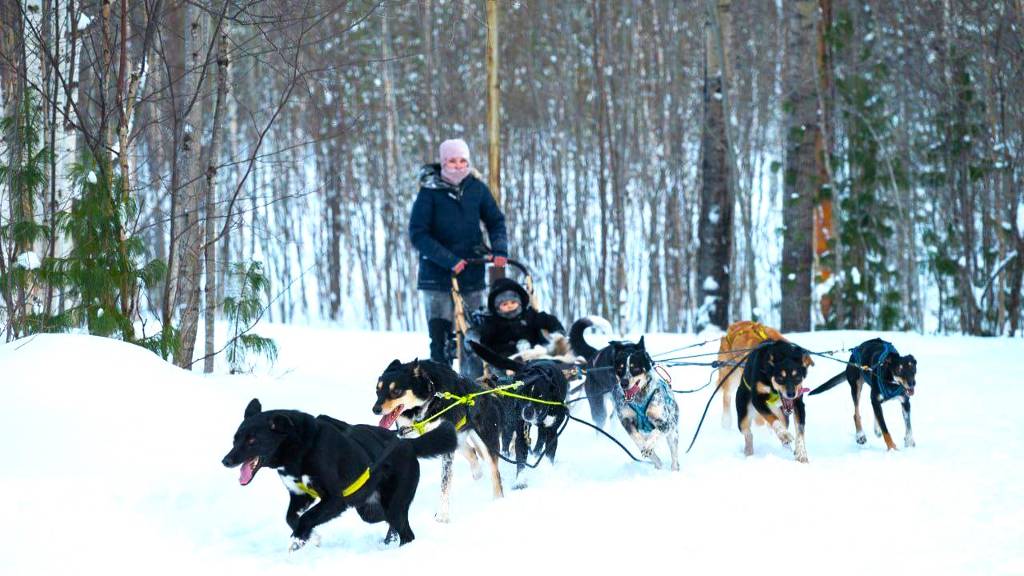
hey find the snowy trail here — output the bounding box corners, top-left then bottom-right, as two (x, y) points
(1, 328), (1022, 575)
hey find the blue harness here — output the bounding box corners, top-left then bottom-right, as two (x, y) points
(851, 341), (902, 401)
(626, 377), (672, 433)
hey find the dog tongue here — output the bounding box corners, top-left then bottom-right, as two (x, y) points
(625, 384), (641, 401)
(379, 405), (403, 429)
(240, 458), (258, 486)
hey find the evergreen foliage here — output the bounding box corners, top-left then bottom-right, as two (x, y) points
(824, 9), (905, 330)
(223, 261), (277, 373)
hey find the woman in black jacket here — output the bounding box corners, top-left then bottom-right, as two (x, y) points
(409, 138), (508, 370)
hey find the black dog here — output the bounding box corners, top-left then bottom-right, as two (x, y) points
(808, 338), (917, 450)
(470, 341), (570, 488)
(372, 359), (505, 522)
(735, 340), (813, 462)
(570, 319), (680, 470)
(222, 398), (456, 549)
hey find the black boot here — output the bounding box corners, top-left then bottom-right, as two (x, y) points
(428, 318), (453, 365)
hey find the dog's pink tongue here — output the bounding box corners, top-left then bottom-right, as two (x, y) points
(379, 405), (403, 429)
(239, 458), (258, 486)
(782, 397), (795, 414)
(625, 384), (641, 401)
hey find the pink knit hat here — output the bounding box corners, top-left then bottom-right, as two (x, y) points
(439, 138), (471, 185)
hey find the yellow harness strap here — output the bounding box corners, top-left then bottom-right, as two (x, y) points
(296, 467), (371, 500)
(726, 323), (770, 348)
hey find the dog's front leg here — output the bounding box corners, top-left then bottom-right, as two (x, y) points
(753, 393), (792, 448)
(870, 397), (898, 450)
(793, 399), (808, 463)
(513, 421), (530, 490)
(285, 493), (315, 531)
(901, 397), (915, 448)
(435, 452), (454, 523)
(290, 496), (347, 551)
(623, 419), (662, 469)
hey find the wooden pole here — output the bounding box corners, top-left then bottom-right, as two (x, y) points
(485, 0), (504, 283)
(486, 0), (500, 203)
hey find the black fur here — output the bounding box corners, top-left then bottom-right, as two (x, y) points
(735, 340), (812, 462)
(470, 341), (570, 486)
(372, 358), (506, 520)
(808, 338), (917, 450)
(221, 398), (456, 548)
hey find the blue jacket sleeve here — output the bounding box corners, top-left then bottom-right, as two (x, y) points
(479, 187), (509, 257)
(409, 189), (460, 270)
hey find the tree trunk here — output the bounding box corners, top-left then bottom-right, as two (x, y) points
(697, 0), (733, 332)
(174, 5), (206, 368)
(203, 6), (229, 373)
(781, 0), (819, 332)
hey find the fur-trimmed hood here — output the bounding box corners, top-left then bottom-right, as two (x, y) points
(487, 277), (531, 315)
(418, 163), (485, 191)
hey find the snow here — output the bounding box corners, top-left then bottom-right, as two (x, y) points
(702, 276), (719, 291)
(851, 266), (861, 285)
(2, 327), (1023, 575)
(87, 170), (97, 184)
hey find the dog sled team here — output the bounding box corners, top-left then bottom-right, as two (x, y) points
(222, 139), (919, 551)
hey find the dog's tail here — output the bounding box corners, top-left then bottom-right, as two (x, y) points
(808, 372), (847, 396)
(407, 421), (458, 458)
(469, 340), (523, 372)
(569, 316), (611, 362)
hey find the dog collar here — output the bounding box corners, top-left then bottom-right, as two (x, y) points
(295, 467), (371, 500)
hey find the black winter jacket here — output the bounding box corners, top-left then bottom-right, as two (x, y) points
(409, 164), (508, 292)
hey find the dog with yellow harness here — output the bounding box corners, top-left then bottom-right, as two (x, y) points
(717, 321), (793, 428)
(735, 340), (815, 462)
(372, 358), (506, 523)
(222, 398), (457, 550)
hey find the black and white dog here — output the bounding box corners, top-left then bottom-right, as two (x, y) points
(735, 340), (813, 462)
(808, 338), (917, 450)
(372, 359), (505, 522)
(222, 398), (456, 549)
(470, 341), (570, 488)
(570, 319), (680, 470)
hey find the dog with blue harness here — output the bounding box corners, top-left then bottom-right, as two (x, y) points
(608, 337), (680, 470)
(808, 338), (917, 450)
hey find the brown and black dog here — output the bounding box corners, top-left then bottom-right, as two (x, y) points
(717, 321), (792, 428)
(735, 340), (815, 463)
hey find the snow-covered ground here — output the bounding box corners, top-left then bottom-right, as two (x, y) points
(2, 326), (1022, 575)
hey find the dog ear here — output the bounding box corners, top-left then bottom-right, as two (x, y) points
(387, 359), (402, 370)
(244, 398), (262, 418)
(412, 358), (424, 379)
(269, 414), (293, 432)
(905, 354), (917, 366)
(637, 335), (645, 349)
(765, 351), (775, 366)
(802, 353), (814, 367)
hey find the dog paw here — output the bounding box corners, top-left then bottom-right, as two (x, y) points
(904, 436), (916, 448)
(471, 467), (483, 481)
(309, 531), (321, 548)
(778, 431), (793, 447)
(434, 511), (450, 524)
(512, 480), (528, 490)
(288, 537), (307, 553)
(794, 451), (809, 463)
(856, 432), (867, 445)
(640, 446), (654, 459)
